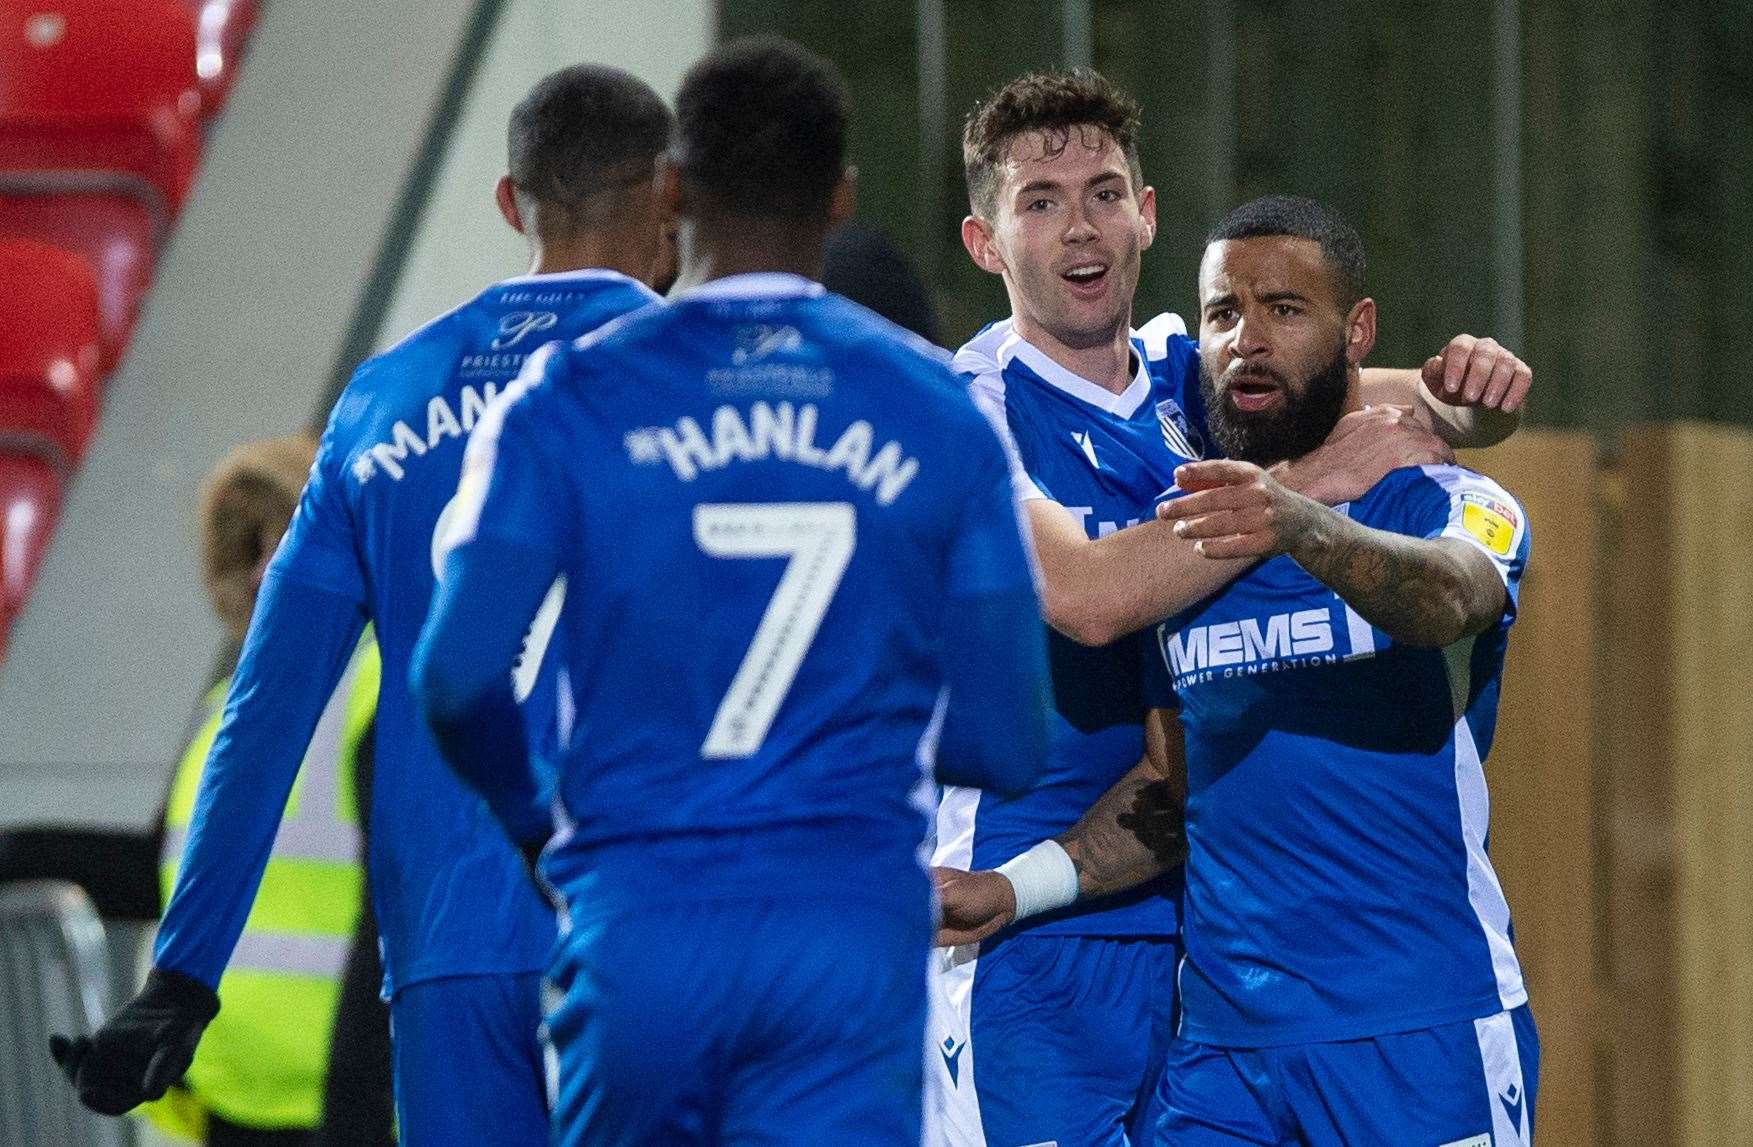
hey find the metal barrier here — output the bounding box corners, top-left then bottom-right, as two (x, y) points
(0, 880), (134, 1147)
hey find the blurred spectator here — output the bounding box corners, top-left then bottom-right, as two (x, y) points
(823, 220), (942, 345)
(2, 433), (393, 1144)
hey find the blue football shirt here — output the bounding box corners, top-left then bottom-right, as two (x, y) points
(1155, 463), (1531, 1046)
(443, 273), (1040, 920)
(155, 269), (659, 993)
(933, 314), (1203, 938)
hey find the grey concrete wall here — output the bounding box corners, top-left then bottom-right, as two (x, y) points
(0, 0), (716, 828)
(0, 0), (484, 825)
(375, 0), (714, 348)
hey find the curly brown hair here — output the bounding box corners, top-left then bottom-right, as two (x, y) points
(961, 69), (1143, 219)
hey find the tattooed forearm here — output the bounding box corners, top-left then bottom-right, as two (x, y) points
(1289, 514), (1505, 647)
(1055, 762), (1184, 899)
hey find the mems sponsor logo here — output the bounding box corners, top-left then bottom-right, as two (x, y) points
(1160, 607), (1338, 685)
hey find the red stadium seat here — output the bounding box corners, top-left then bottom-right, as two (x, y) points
(0, 239), (101, 464)
(0, 449), (63, 633)
(189, 0), (259, 118)
(0, 191), (155, 371)
(0, 1), (203, 219)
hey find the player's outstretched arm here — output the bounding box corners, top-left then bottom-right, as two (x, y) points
(1028, 405), (1450, 645)
(1160, 459), (1509, 647)
(935, 707), (1186, 947)
(53, 573), (368, 1115)
(1360, 334), (1532, 449)
(933, 583), (1054, 797)
(411, 536), (556, 852)
(932, 408), (1053, 795)
(1027, 499), (1244, 647)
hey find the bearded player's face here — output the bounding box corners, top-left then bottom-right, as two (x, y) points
(1196, 235), (1362, 465)
(979, 128), (1155, 351)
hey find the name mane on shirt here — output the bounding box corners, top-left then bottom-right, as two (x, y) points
(625, 401), (919, 506)
(352, 382), (500, 484)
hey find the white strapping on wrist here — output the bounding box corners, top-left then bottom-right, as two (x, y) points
(996, 840), (1078, 922)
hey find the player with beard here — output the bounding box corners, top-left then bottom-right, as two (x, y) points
(941, 194), (1538, 1146)
(931, 70), (1531, 1147)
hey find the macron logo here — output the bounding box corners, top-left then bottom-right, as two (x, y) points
(1499, 1082), (1526, 1134)
(1164, 608), (1333, 675)
(939, 1036), (965, 1087)
(1072, 430), (1100, 470)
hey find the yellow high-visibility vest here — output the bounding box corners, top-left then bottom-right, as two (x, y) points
(145, 637), (378, 1137)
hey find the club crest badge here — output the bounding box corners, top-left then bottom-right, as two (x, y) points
(1156, 398), (1205, 461)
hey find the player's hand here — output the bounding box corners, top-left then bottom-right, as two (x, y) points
(933, 866), (1016, 947)
(1278, 405), (1452, 506)
(1157, 460), (1326, 561)
(49, 969), (219, 1116)
(1423, 334), (1532, 413)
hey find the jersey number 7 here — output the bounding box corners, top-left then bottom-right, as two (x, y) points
(693, 502), (856, 759)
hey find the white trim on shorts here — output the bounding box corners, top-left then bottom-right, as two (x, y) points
(1474, 1009), (1532, 1145)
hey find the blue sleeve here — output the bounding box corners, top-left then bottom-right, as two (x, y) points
(411, 366), (572, 845)
(154, 574), (366, 987)
(932, 426), (1051, 795)
(446, 347), (576, 557)
(413, 537), (556, 846)
(1381, 466), (1530, 621)
(942, 426), (1038, 600)
(272, 400), (367, 600)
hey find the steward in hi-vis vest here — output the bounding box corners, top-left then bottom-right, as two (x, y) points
(142, 434), (379, 1143)
(147, 639), (377, 1140)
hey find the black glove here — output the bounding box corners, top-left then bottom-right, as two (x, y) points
(49, 968), (220, 1116)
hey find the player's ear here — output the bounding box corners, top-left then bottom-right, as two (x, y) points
(1137, 184), (1157, 252)
(962, 214), (1005, 276)
(1345, 297), (1377, 365)
(826, 167), (857, 229)
(495, 176), (525, 235)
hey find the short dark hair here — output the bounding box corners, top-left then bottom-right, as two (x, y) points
(672, 37), (849, 219)
(507, 64), (672, 236)
(1207, 195), (1366, 306)
(962, 69), (1143, 219)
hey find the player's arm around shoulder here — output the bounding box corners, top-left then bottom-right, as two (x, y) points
(1159, 458), (1518, 647)
(1359, 333), (1532, 449)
